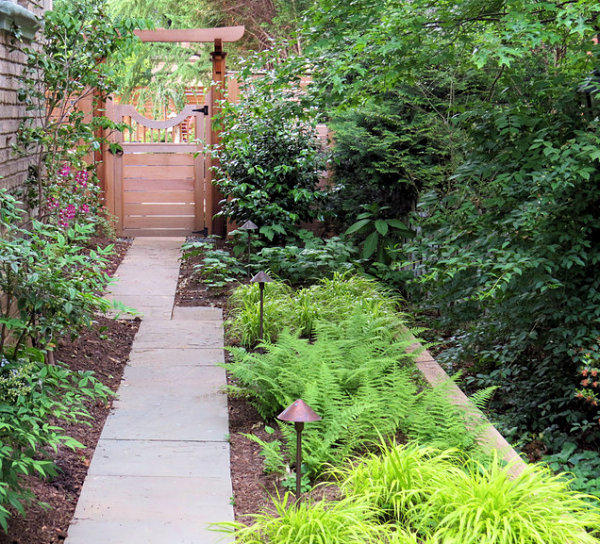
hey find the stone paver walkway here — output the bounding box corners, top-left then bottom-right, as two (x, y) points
(65, 238), (233, 544)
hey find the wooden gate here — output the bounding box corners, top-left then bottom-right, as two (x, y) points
(105, 98), (211, 237)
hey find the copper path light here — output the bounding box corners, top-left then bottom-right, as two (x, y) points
(239, 220), (258, 274)
(277, 399), (321, 500)
(250, 270), (273, 341)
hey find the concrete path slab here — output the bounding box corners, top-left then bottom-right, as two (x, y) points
(66, 519), (232, 544)
(101, 393), (228, 441)
(66, 238), (233, 544)
(128, 348), (224, 367)
(172, 306), (223, 321)
(72, 475), (232, 522)
(89, 440), (230, 478)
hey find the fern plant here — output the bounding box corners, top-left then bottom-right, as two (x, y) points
(226, 311), (480, 477)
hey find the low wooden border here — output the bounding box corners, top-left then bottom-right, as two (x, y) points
(410, 342), (527, 478)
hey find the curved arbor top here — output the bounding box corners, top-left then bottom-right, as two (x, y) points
(133, 26), (245, 43)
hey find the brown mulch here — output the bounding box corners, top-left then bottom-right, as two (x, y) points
(0, 238), (139, 544)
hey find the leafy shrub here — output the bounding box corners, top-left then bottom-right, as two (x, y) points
(256, 230), (359, 285)
(16, 0), (136, 211)
(325, 96), (449, 231)
(0, 352), (111, 530)
(345, 205), (413, 263)
(0, 191), (113, 361)
(212, 74), (327, 242)
(181, 241), (247, 290)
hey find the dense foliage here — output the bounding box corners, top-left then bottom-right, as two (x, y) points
(292, 0), (600, 449)
(226, 277), (482, 480)
(211, 75), (326, 242)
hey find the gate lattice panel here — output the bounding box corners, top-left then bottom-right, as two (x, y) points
(110, 101), (211, 237)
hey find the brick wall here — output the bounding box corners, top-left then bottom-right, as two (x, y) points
(0, 0), (52, 193)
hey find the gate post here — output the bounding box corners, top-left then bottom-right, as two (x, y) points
(209, 38), (227, 237)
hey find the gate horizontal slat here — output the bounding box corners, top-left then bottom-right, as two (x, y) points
(122, 144), (197, 153)
(123, 165), (194, 179)
(124, 179), (194, 192)
(125, 203), (196, 215)
(123, 190), (194, 204)
(123, 154), (193, 166)
(124, 216), (196, 229)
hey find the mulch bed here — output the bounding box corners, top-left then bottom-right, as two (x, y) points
(0, 238), (139, 544)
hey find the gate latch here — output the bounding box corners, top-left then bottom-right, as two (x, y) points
(192, 105), (209, 115)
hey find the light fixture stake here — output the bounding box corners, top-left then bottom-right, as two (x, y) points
(250, 270), (273, 341)
(277, 399), (321, 500)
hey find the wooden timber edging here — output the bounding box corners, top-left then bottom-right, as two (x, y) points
(409, 340), (527, 478)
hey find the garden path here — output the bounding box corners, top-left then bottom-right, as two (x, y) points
(65, 237), (233, 544)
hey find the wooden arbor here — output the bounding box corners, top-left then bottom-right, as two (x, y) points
(102, 26), (244, 236)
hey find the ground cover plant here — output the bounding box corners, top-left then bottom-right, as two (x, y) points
(181, 229), (361, 293)
(219, 441), (600, 543)
(226, 274), (401, 347)
(225, 276), (483, 484)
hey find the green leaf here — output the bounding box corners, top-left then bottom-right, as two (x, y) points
(345, 219), (371, 235)
(362, 231), (379, 259)
(374, 220), (389, 236)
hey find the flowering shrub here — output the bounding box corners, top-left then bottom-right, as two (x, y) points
(45, 164), (100, 229)
(574, 344), (600, 421)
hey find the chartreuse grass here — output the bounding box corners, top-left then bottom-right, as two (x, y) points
(226, 273), (402, 347)
(216, 441), (600, 543)
(215, 492), (382, 543)
(219, 443), (600, 544)
(336, 442), (600, 544)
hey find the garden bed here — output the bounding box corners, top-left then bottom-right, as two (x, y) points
(0, 238), (138, 544)
(174, 250), (600, 544)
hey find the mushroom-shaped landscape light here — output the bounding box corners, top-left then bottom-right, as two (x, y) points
(239, 220), (258, 269)
(250, 270), (273, 341)
(277, 399), (321, 500)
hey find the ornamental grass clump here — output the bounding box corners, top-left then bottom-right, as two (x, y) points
(226, 274), (402, 347)
(215, 493), (381, 544)
(337, 441), (600, 544)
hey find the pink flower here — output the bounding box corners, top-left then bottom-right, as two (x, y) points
(75, 170), (88, 187)
(59, 164), (71, 177)
(80, 203), (89, 214)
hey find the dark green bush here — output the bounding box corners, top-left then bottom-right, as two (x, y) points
(212, 76), (327, 242)
(325, 96), (450, 230)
